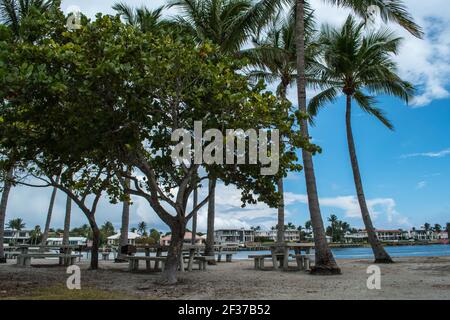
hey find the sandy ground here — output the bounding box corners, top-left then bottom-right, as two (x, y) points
(0, 256), (449, 300)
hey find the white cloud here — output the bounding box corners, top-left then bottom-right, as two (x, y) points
(416, 181), (427, 190)
(401, 148), (450, 158)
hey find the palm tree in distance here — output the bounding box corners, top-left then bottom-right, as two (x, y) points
(7, 218), (25, 244)
(137, 221), (148, 236)
(308, 16), (414, 262)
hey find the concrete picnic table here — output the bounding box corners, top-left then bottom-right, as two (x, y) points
(136, 244), (206, 272)
(15, 244), (81, 266)
(262, 243), (315, 271)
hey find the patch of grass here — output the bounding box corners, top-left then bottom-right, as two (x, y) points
(4, 284), (140, 300)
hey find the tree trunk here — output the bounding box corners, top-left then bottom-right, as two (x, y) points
(117, 175), (130, 260)
(204, 178), (216, 263)
(345, 95), (393, 263)
(295, 0), (340, 274)
(41, 180), (59, 250)
(191, 187), (198, 245)
(88, 217), (100, 270)
(0, 167), (14, 263)
(162, 221), (185, 284)
(62, 195), (71, 245)
(276, 178), (285, 246)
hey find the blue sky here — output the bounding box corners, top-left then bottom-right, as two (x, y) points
(2, 1), (450, 233)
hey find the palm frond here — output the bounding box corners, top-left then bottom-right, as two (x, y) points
(354, 90), (393, 130)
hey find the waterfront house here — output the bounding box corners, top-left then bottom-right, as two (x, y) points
(160, 232), (206, 246)
(344, 229), (403, 243)
(46, 237), (87, 246)
(107, 232), (141, 246)
(215, 229), (255, 245)
(254, 229), (301, 242)
(2, 229), (31, 244)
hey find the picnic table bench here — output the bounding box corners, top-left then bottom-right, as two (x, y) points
(183, 255), (215, 271)
(16, 253), (82, 267)
(249, 253), (292, 270)
(127, 256), (167, 272)
(217, 251), (237, 262)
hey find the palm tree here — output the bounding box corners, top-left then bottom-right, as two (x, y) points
(130, 227), (137, 233)
(7, 217), (25, 244)
(244, 8), (316, 248)
(328, 214), (338, 241)
(62, 195), (71, 245)
(170, 0), (278, 54)
(30, 225), (41, 245)
(0, 167), (13, 262)
(40, 176), (59, 249)
(433, 224), (442, 233)
(137, 221), (147, 236)
(290, 0), (422, 274)
(0, 0), (57, 37)
(424, 223), (431, 232)
(204, 177), (217, 261)
(308, 16), (414, 263)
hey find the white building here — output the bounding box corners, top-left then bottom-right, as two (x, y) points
(2, 229), (31, 244)
(107, 232), (141, 246)
(215, 229), (255, 245)
(46, 237), (87, 246)
(255, 229), (301, 242)
(160, 232), (206, 246)
(345, 229), (405, 243)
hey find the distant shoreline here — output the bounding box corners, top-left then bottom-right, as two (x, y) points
(241, 241), (449, 251)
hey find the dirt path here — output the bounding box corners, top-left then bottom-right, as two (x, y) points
(1, 257), (449, 299)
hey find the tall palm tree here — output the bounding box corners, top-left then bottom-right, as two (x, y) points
(40, 176), (59, 250)
(244, 8), (317, 248)
(169, 0), (278, 259)
(205, 177), (217, 259)
(291, 0), (422, 274)
(30, 225), (41, 245)
(308, 16), (414, 262)
(118, 174), (130, 259)
(62, 195), (71, 245)
(0, 167), (14, 262)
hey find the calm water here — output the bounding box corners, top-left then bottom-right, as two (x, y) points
(84, 244), (450, 260)
(231, 244), (450, 260)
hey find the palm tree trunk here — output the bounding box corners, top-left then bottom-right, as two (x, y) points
(276, 177), (285, 246)
(117, 174), (130, 260)
(0, 167), (14, 263)
(191, 186), (198, 245)
(204, 177), (216, 263)
(40, 179), (59, 250)
(345, 95), (393, 263)
(62, 195), (71, 245)
(295, 0), (340, 274)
